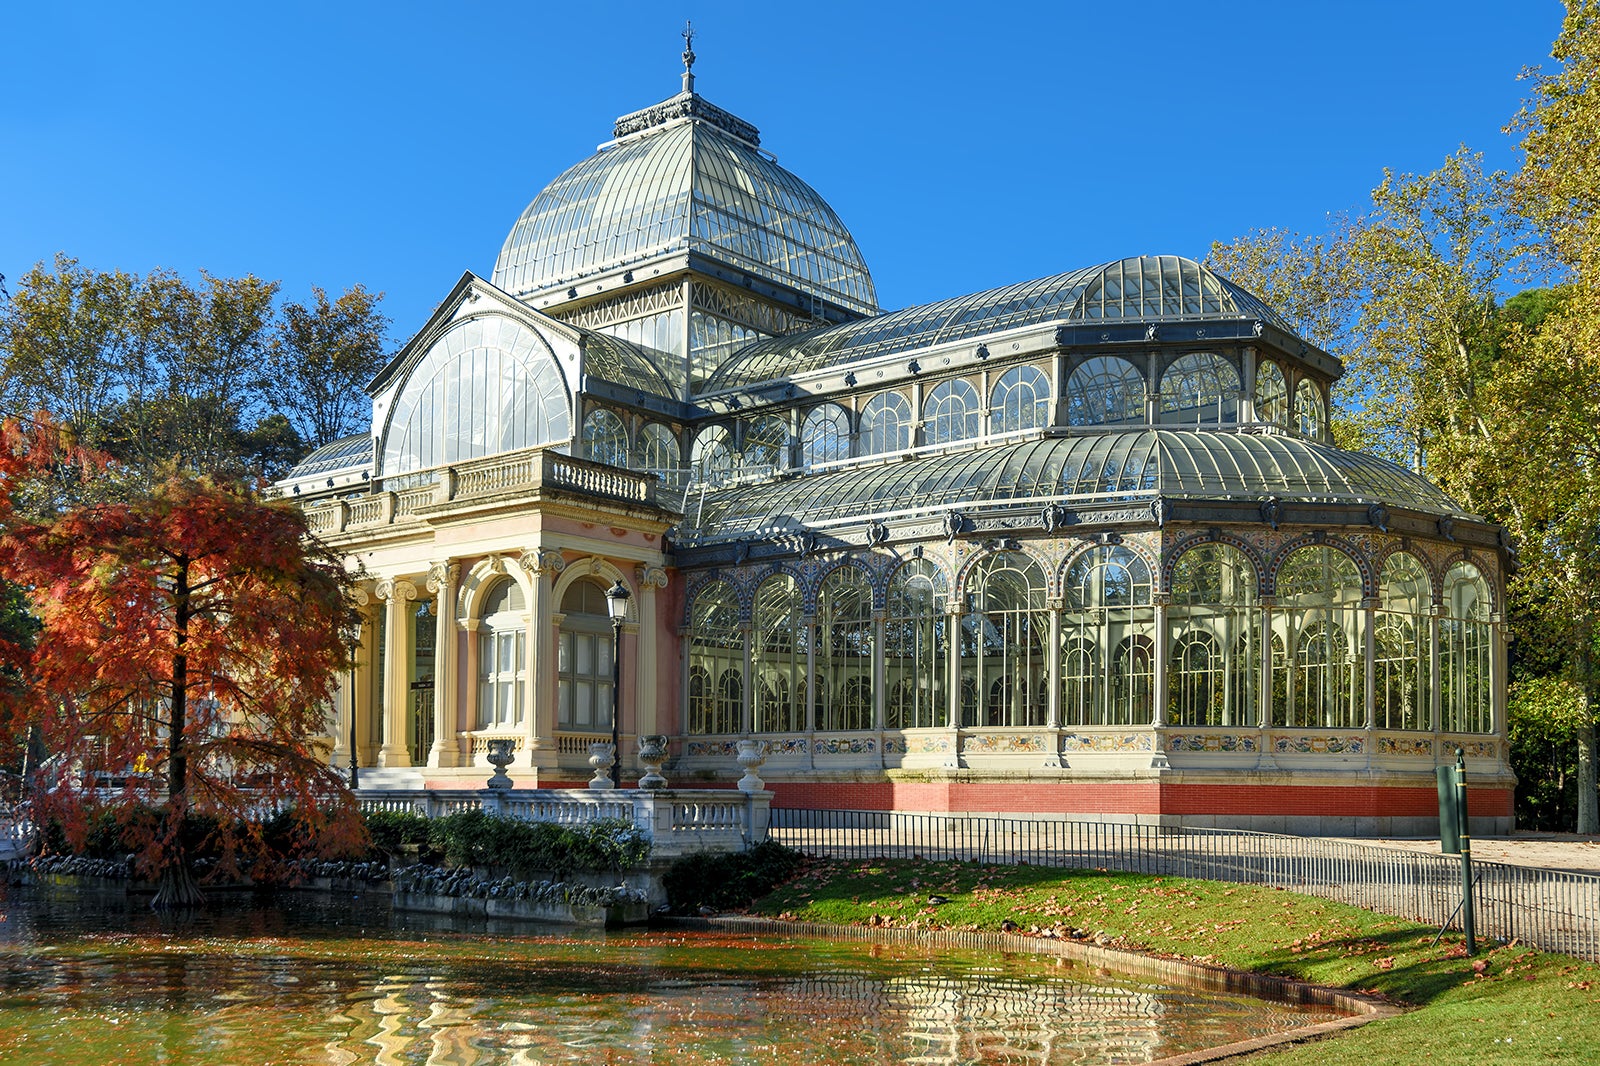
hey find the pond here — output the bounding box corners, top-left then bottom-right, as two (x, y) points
(0, 886), (1346, 1065)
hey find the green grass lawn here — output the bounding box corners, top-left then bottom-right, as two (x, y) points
(749, 857), (1600, 1065)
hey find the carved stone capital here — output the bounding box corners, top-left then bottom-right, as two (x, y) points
(635, 565), (669, 590)
(425, 561), (459, 596)
(517, 548), (566, 575)
(348, 585), (372, 607)
(375, 578), (418, 603)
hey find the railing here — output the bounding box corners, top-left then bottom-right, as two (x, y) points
(768, 809), (1600, 963)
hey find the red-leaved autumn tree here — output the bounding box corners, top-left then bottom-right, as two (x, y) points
(0, 416), (364, 907)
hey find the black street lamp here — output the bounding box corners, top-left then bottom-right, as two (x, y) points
(341, 614), (363, 790)
(604, 580), (631, 789)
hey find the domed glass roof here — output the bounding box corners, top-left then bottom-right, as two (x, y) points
(492, 93), (877, 316)
(704, 256), (1294, 391)
(679, 429), (1469, 543)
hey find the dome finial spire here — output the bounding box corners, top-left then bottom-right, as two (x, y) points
(681, 20), (696, 94)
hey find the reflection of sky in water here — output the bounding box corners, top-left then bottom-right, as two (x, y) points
(0, 891), (1342, 1065)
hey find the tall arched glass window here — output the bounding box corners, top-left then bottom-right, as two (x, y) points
(634, 422), (681, 475)
(817, 567), (873, 731)
(925, 378), (982, 445)
(1442, 562), (1493, 733)
(1066, 356), (1144, 427)
(1376, 553), (1431, 731)
(860, 391), (912, 455)
(990, 365), (1051, 434)
(1160, 352), (1240, 425)
(382, 315), (571, 479)
(582, 408), (629, 467)
(1275, 546), (1363, 728)
(690, 424), (734, 486)
(800, 403), (851, 467)
(742, 415), (789, 470)
(962, 553), (1048, 728)
(558, 580), (614, 734)
(1062, 545), (1156, 725)
(1255, 360), (1289, 426)
(886, 559), (947, 729)
(687, 580), (742, 735)
(1295, 379), (1326, 440)
(476, 578), (526, 730)
(1169, 543), (1259, 727)
(753, 574), (806, 733)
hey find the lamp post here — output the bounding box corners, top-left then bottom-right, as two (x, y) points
(605, 580), (631, 789)
(341, 614), (363, 790)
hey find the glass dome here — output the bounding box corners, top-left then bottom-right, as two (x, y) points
(705, 256), (1293, 391)
(492, 94), (878, 316)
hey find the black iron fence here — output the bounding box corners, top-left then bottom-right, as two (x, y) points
(768, 809), (1600, 963)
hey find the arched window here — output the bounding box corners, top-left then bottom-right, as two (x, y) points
(382, 315), (570, 479)
(990, 365), (1051, 434)
(817, 567), (874, 731)
(558, 580), (615, 733)
(860, 391), (912, 455)
(1062, 545), (1156, 726)
(690, 424), (734, 486)
(582, 408), (629, 467)
(1376, 553), (1431, 731)
(886, 559), (948, 730)
(742, 415), (788, 470)
(963, 552), (1048, 727)
(1066, 356), (1144, 427)
(687, 581), (742, 735)
(1160, 352), (1240, 425)
(925, 378), (981, 445)
(1442, 562), (1493, 733)
(1275, 546), (1363, 728)
(1295, 379), (1326, 440)
(1169, 543), (1259, 727)
(476, 578), (526, 730)
(753, 574), (805, 733)
(1255, 360), (1288, 426)
(634, 422), (681, 475)
(800, 403), (851, 467)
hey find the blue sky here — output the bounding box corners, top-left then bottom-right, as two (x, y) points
(0, 2), (1564, 344)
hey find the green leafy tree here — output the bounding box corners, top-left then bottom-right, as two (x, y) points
(263, 285), (389, 450)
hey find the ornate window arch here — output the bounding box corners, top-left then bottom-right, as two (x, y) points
(634, 422), (681, 475)
(990, 365), (1051, 434)
(1275, 545), (1363, 728)
(1066, 356), (1144, 427)
(962, 552), (1048, 727)
(687, 580), (742, 735)
(476, 577), (526, 730)
(1168, 542), (1259, 727)
(1160, 352), (1240, 425)
(1061, 545), (1156, 726)
(753, 573), (805, 733)
(1376, 552), (1431, 731)
(861, 390), (913, 455)
(1255, 360), (1289, 426)
(1442, 562), (1493, 734)
(1295, 379), (1327, 440)
(925, 378), (982, 445)
(557, 579), (615, 733)
(816, 566), (874, 731)
(581, 408), (629, 467)
(800, 403), (852, 467)
(690, 424), (734, 486)
(886, 559), (948, 729)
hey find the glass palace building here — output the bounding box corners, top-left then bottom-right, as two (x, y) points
(284, 64), (1514, 834)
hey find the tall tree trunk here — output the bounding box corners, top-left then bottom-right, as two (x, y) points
(1577, 620), (1599, 835)
(152, 556), (202, 909)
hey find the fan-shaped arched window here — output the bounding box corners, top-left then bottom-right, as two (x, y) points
(1062, 545), (1156, 725)
(1295, 379), (1326, 440)
(1442, 562), (1493, 734)
(687, 580), (742, 735)
(690, 424), (734, 486)
(383, 315), (570, 479)
(742, 415), (788, 470)
(1066, 356), (1144, 427)
(861, 391), (913, 455)
(476, 578), (526, 730)
(1376, 553), (1431, 731)
(1275, 546), (1363, 728)
(1255, 360), (1288, 426)
(886, 559), (947, 729)
(582, 408), (629, 467)
(926, 378), (982, 445)
(990, 365), (1051, 434)
(800, 403), (851, 467)
(1160, 352), (1240, 425)
(962, 552), (1048, 727)
(1169, 543), (1259, 727)
(634, 422), (681, 475)
(753, 574), (805, 733)
(817, 567), (873, 731)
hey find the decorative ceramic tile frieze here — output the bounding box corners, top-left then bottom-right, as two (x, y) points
(814, 736), (877, 755)
(771, 738), (809, 756)
(961, 733), (1047, 754)
(1454, 739), (1501, 760)
(1060, 732), (1155, 753)
(882, 737), (907, 755)
(684, 740), (739, 757)
(1376, 736), (1434, 757)
(913, 736), (955, 754)
(1271, 734), (1365, 755)
(1165, 733), (1259, 753)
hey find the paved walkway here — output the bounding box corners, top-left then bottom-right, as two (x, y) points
(1340, 834), (1600, 876)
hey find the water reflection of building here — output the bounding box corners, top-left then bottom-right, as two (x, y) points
(282, 41), (1515, 834)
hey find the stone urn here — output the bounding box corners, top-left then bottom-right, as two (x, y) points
(636, 734), (669, 790)
(736, 738), (769, 793)
(588, 741), (617, 789)
(484, 737), (516, 790)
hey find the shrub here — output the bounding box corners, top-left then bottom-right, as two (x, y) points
(663, 841), (802, 912)
(363, 810), (436, 859)
(367, 810), (650, 878)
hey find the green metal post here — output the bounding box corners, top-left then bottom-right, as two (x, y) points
(1456, 748), (1476, 956)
